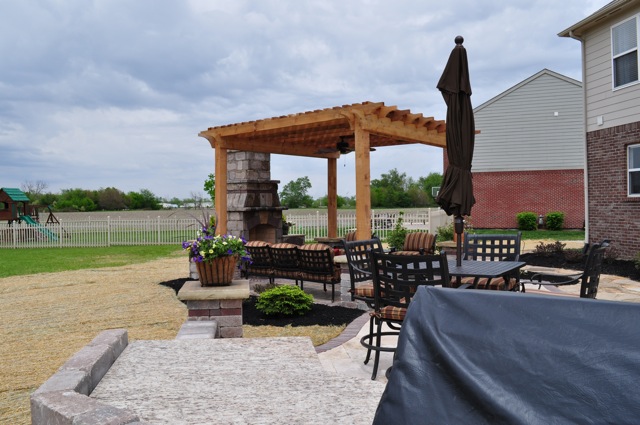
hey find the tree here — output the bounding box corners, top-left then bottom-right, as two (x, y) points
(417, 172), (443, 207)
(190, 191), (205, 209)
(97, 187), (128, 210)
(168, 197), (183, 207)
(39, 192), (59, 207)
(371, 169), (412, 207)
(21, 180), (48, 202)
(313, 194), (353, 208)
(279, 177), (314, 208)
(56, 188), (97, 212)
(127, 189), (161, 210)
(203, 173), (215, 203)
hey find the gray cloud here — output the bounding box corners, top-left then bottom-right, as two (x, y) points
(0, 0), (603, 199)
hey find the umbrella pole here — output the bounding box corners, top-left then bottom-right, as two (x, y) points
(454, 215), (464, 267)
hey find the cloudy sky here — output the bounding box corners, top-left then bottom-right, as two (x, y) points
(0, 0), (603, 200)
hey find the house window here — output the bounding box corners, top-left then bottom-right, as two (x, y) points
(612, 16), (639, 88)
(629, 144), (640, 196)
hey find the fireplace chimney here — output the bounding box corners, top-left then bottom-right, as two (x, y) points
(225, 151), (286, 244)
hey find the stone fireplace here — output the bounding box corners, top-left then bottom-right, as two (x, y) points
(226, 151), (285, 244)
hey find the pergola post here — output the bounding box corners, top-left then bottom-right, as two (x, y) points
(214, 144), (228, 235)
(327, 158), (338, 238)
(354, 120), (371, 241)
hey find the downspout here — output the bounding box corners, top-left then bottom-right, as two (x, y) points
(570, 29), (589, 244)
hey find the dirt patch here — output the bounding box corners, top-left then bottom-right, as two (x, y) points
(0, 257), (187, 425)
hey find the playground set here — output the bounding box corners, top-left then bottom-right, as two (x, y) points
(0, 187), (61, 241)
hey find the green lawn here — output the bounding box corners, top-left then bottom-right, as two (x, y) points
(472, 229), (585, 240)
(0, 245), (183, 278)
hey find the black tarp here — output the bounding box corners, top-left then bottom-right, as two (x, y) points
(373, 287), (640, 425)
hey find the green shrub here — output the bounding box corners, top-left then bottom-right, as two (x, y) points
(545, 211), (565, 231)
(533, 241), (566, 256)
(255, 285), (314, 316)
(436, 221), (454, 242)
(386, 211), (408, 250)
(516, 212), (538, 231)
(635, 252), (640, 271)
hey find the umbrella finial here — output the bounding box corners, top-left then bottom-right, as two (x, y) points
(455, 35), (464, 45)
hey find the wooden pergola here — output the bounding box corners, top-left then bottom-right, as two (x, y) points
(198, 101), (446, 240)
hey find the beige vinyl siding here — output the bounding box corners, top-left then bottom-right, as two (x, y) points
(583, 4), (640, 132)
(473, 71), (584, 172)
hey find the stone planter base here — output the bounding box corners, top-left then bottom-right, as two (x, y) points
(178, 279), (250, 338)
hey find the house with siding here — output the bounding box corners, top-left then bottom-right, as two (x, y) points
(560, 0), (640, 260)
(469, 69), (585, 230)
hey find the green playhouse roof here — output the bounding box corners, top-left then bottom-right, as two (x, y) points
(1, 187), (30, 202)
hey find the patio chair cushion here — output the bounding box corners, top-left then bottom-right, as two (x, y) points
(352, 282), (374, 298)
(270, 242), (298, 249)
(451, 276), (518, 290)
(300, 242), (334, 254)
(389, 250), (422, 256)
(244, 240), (274, 280)
(269, 243), (301, 280)
(246, 240), (270, 247)
(298, 243), (341, 284)
(344, 231), (357, 242)
(378, 305), (407, 321)
(403, 232), (436, 253)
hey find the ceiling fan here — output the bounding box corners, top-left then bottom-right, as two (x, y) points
(337, 137), (352, 154)
(315, 136), (375, 155)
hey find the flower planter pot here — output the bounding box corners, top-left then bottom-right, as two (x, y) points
(196, 255), (239, 287)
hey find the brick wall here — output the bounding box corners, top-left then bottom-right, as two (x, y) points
(587, 121), (640, 260)
(470, 169), (585, 230)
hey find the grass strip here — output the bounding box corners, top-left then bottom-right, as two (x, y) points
(472, 229), (585, 240)
(0, 245), (183, 278)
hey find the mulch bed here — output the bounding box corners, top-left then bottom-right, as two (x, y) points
(159, 278), (365, 327)
(242, 296), (364, 327)
(521, 253), (640, 282)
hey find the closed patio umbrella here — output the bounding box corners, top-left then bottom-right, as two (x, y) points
(436, 36), (475, 266)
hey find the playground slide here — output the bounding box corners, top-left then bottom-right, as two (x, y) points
(19, 215), (59, 241)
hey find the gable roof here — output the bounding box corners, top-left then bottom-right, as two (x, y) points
(559, 0), (640, 38)
(473, 69), (582, 114)
(0, 187), (30, 202)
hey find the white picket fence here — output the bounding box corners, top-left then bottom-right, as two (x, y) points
(286, 208), (451, 240)
(0, 209), (452, 249)
(0, 217), (199, 249)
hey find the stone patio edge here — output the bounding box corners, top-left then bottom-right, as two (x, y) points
(30, 328), (151, 425)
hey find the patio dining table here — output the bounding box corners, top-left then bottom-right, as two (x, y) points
(447, 259), (526, 289)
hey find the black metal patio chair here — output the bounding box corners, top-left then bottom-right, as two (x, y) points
(452, 232), (522, 291)
(524, 241), (609, 299)
(342, 237), (384, 364)
(243, 240), (274, 283)
(361, 251), (450, 380)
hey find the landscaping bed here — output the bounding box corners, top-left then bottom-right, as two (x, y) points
(521, 252), (640, 282)
(160, 278), (366, 327)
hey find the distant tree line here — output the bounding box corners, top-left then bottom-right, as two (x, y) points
(19, 168), (442, 212)
(279, 169), (443, 209)
(20, 180), (208, 212)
